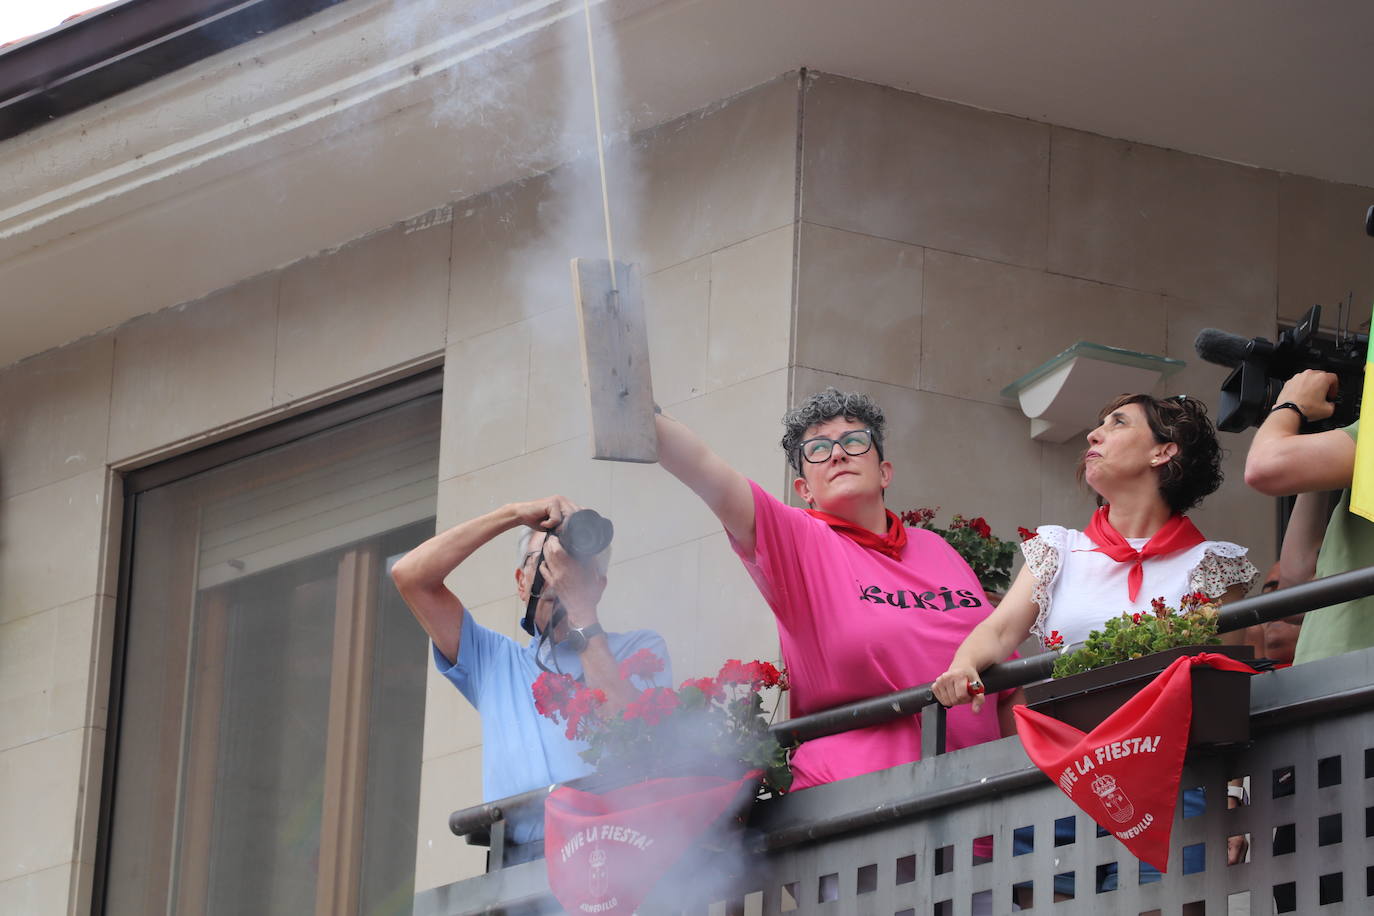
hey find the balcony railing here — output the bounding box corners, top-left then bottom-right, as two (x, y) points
(416, 567), (1374, 915)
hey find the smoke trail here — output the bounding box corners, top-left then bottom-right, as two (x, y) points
(528, 0), (644, 272)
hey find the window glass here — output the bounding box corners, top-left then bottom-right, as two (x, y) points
(101, 392), (439, 916)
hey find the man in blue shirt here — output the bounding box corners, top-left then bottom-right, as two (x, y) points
(392, 495), (670, 845)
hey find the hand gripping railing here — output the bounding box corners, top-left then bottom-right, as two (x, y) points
(449, 565), (1374, 841)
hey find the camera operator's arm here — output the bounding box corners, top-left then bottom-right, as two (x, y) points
(654, 411), (757, 554)
(391, 496), (578, 665)
(537, 537), (640, 712)
(1280, 490), (1335, 588)
(1245, 370), (1355, 496)
(1273, 490), (1336, 625)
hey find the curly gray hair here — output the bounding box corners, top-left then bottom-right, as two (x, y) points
(781, 386), (886, 473)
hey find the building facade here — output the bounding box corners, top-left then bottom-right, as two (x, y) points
(2, 1), (1373, 912)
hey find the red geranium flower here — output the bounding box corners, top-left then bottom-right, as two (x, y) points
(560, 687), (607, 739)
(900, 507), (938, 527)
(624, 686), (680, 726)
(753, 661), (783, 688)
(1018, 526), (1038, 542)
(968, 517), (992, 539)
(567, 687), (606, 718)
(717, 658), (749, 685)
(1132, 612), (1144, 624)
(1150, 596), (1168, 616)
(532, 671), (579, 719)
(1044, 629), (1065, 649)
(534, 672), (605, 736)
(562, 657), (791, 797)
(618, 648), (665, 682)
(1176, 590), (1213, 613)
(717, 658), (783, 688)
(680, 676), (725, 701)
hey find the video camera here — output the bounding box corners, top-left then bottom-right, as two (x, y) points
(1195, 303), (1367, 433)
(1194, 204), (1372, 433)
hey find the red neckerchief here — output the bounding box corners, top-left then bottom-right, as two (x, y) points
(804, 508), (908, 560)
(1083, 507), (1206, 602)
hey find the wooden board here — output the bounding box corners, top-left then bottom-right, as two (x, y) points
(570, 258), (658, 462)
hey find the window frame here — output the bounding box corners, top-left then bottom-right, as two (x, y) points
(93, 369), (442, 916)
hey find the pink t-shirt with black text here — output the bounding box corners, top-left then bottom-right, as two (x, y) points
(731, 480), (1007, 790)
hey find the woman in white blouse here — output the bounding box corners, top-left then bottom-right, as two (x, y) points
(933, 394), (1259, 712)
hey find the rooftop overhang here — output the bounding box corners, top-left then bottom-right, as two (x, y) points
(2, 0), (1371, 368)
(0, 0), (351, 143)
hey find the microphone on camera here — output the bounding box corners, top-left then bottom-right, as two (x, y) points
(1194, 328), (1254, 368)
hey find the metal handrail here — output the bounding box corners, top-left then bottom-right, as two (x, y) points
(448, 565), (1374, 838)
(770, 565), (1374, 745)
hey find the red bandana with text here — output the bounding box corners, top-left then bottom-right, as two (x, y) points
(1013, 653), (1254, 871)
(544, 771), (760, 914)
(804, 508), (908, 560)
(1083, 508), (1206, 602)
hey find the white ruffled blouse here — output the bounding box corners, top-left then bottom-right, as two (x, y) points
(1023, 525), (1260, 648)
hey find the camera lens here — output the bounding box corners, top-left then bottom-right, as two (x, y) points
(559, 509), (614, 557)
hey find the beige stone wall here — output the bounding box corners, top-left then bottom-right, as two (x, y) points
(3, 67), (1373, 910)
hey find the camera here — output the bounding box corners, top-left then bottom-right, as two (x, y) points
(552, 508), (614, 558)
(1195, 304), (1366, 433)
(519, 509), (614, 638)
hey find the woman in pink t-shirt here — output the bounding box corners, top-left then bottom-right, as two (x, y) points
(656, 386), (1017, 791)
(932, 394), (1258, 712)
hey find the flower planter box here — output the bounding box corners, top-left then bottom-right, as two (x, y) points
(1023, 645), (1254, 749)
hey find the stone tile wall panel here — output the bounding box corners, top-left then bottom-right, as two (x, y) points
(108, 277), (277, 463)
(0, 337), (113, 501)
(800, 74), (1050, 270)
(1047, 127), (1279, 309)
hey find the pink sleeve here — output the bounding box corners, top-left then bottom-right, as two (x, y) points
(726, 479), (817, 625)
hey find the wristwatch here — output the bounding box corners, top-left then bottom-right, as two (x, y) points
(562, 622), (605, 654)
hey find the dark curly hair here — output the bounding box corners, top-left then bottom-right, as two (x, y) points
(781, 387), (886, 473)
(1083, 394), (1224, 514)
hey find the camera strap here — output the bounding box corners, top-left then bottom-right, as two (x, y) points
(520, 570), (544, 638)
(521, 538), (581, 679)
(520, 534), (553, 637)
(534, 605), (582, 679)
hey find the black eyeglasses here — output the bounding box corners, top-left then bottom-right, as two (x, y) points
(796, 428), (876, 464)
